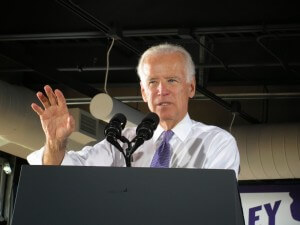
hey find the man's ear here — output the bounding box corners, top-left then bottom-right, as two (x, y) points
(140, 81), (148, 103)
(189, 77), (196, 98)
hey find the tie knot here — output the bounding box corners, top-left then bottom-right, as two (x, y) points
(163, 130), (174, 143)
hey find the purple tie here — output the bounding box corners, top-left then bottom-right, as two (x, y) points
(150, 130), (174, 168)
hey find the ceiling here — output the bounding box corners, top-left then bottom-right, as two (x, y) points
(1, 0), (300, 124)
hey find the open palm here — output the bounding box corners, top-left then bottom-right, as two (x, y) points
(31, 85), (75, 143)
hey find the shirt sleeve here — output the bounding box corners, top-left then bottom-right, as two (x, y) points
(204, 131), (240, 178)
(27, 147), (44, 165)
(26, 139), (126, 167)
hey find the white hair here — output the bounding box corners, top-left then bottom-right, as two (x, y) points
(137, 43), (196, 84)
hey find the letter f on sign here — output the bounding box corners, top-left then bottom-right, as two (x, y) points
(249, 205), (262, 225)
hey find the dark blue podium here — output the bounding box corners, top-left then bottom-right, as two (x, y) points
(12, 166), (244, 225)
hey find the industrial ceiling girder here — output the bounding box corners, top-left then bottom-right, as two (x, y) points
(56, 0), (141, 55)
(1, 24), (300, 41)
(0, 42), (100, 97)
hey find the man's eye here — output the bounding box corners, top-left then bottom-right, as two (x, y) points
(168, 79), (177, 83)
(149, 80), (157, 85)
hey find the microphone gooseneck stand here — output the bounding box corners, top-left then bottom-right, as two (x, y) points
(106, 134), (131, 167)
(105, 112), (160, 167)
(110, 135), (146, 167)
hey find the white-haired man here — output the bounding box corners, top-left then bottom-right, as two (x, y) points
(28, 43), (240, 176)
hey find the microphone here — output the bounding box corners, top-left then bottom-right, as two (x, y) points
(130, 112), (159, 154)
(104, 113), (127, 148)
(136, 112), (159, 141)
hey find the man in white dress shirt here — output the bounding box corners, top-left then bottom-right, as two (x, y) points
(27, 43), (240, 176)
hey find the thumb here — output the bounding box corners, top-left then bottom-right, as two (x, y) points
(67, 115), (75, 133)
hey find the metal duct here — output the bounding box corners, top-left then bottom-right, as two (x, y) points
(0, 80), (102, 158)
(89, 93), (144, 127)
(0, 81), (44, 158)
(232, 124), (300, 180)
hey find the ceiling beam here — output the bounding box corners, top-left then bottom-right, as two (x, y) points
(2, 62), (300, 73)
(196, 85), (260, 124)
(56, 0), (141, 55)
(0, 42), (100, 97)
(1, 24), (300, 42)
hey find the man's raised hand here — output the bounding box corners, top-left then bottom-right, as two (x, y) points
(31, 85), (75, 164)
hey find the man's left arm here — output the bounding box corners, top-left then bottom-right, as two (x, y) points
(204, 133), (240, 178)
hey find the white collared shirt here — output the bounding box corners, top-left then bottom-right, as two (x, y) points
(27, 114), (240, 176)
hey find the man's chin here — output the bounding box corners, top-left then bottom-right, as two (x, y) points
(156, 113), (174, 121)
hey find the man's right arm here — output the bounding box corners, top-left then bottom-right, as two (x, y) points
(27, 139), (126, 167)
(31, 85), (75, 165)
(43, 139), (67, 165)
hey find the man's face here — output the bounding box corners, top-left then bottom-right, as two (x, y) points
(140, 52), (195, 128)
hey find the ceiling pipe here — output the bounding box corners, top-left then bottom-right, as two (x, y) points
(257, 35), (289, 72)
(256, 34), (299, 77)
(1, 24), (300, 42)
(0, 42), (100, 98)
(89, 93), (144, 127)
(2, 62), (300, 73)
(0, 80), (45, 158)
(56, 0), (141, 55)
(0, 32), (106, 41)
(196, 86), (260, 124)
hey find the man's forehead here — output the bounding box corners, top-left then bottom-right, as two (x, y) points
(142, 56), (185, 75)
(143, 51), (185, 64)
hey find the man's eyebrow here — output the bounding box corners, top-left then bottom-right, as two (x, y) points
(165, 76), (181, 80)
(147, 77), (158, 81)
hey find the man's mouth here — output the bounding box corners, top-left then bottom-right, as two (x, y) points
(157, 102), (171, 106)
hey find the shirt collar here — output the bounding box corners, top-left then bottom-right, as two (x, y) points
(153, 113), (192, 142)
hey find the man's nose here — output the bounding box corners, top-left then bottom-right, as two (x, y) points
(157, 82), (169, 96)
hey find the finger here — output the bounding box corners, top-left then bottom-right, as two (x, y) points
(31, 103), (44, 116)
(67, 115), (75, 133)
(36, 92), (50, 109)
(44, 85), (57, 106)
(55, 89), (67, 108)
